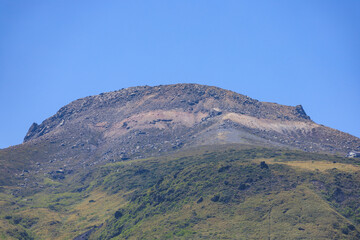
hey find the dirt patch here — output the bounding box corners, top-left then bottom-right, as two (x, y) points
(104, 110), (208, 139)
(222, 113), (315, 134)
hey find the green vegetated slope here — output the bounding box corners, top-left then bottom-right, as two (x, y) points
(1, 145), (360, 239)
(0, 141), (58, 187)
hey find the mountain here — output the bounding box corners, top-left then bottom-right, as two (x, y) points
(1, 84), (360, 239)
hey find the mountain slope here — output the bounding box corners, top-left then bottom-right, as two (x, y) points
(89, 147), (360, 240)
(1, 145), (360, 239)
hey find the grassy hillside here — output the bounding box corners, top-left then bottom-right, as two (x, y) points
(1, 145), (360, 239)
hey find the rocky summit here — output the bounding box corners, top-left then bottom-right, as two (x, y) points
(1, 84), (360, 240)
(24, 83), (359, 159)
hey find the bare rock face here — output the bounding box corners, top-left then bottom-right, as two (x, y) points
(21, 84), (359, 170)
(24, 123), (39, 142)
(347, 151), (360, 158)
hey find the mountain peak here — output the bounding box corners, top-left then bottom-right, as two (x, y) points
(23, 84), (311, 142)
(22, 84), (358, 165)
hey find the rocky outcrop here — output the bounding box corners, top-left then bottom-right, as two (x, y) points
(294, 105), (310, 120)
(24, 122), (39, 142)
(347, 151), (360, 158)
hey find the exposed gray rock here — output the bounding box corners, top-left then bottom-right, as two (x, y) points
(347, 151), (360, 158)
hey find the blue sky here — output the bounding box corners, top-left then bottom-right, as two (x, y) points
(0, 0), (359, 149)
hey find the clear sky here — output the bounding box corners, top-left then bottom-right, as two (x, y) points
(0, 0), (359, 149)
